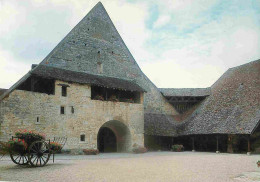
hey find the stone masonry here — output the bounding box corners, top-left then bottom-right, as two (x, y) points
(0, 80), (144, 152)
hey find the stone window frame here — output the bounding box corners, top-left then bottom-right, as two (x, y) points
(61, 86), (67, 97)
(70, 106), (75, 114)
(79, 133), (86, 143)
(35, 116), (41, 125)
(60, 106), (65, 115)
(57, 84), (70, 97)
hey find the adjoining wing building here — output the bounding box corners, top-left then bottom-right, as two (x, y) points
(0, 2), (259, 153)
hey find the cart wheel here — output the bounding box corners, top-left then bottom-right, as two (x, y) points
(28, 141), (50, 167)
(10, 151), (29, 165)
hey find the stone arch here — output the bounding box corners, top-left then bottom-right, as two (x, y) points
(97, 120), (131, 152)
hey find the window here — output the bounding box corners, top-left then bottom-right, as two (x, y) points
(80, 134), (85, 142)
(62, 86), (67, 97)
(35, 116), (40, 124)
(60, 106), (65, 114)
(71, 106), (74, 114)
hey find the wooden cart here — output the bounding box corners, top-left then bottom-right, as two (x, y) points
(9, 136), (67, 167)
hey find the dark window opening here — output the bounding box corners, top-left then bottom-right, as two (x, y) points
(71, 106), (74, 114)
(80, 134), (85, 142)
(98, 51), (100, 54)
(17, 76), (55, 95)
(60, 106), (65, 114)
(91, 86), (140, 103)
(36, 117), (39, 123)
(62, 86), (67, 97)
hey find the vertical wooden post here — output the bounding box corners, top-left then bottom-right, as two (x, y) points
(216, 135), (220, 153)
(171, 137), (174, 149)
(105, 89), (107, 100)
(227, 135), (233, 153)
(247, 135), (251, 155)
(192, 137), (195, 152)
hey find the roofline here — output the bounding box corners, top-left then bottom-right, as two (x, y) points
(0, 72), (31, 102)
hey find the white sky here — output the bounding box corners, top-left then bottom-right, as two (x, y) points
(0, 0), (260, 89)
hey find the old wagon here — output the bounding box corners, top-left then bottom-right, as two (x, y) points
(7, 131), (66, 167)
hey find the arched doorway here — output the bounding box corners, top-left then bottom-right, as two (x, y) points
(97, 120), (131, 153)
(98, 127), (117, 153)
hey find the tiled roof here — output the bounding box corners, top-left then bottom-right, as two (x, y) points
(31, 65), (146, 92)
(145, 60), (260, 136)
(0, 88), (7, 96)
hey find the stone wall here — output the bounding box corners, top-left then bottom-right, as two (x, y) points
(0, 80), (144, 152)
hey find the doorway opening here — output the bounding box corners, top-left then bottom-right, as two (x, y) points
(97, 127), (117, 153)
(97, 120), (131, 153)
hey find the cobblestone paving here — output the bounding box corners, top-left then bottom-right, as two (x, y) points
(0, 152), (259, 182)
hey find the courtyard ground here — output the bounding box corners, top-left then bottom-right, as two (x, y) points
(0, 152), (259, 182)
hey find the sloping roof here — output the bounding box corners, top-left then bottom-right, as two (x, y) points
(145, 59), (260, 136)
(31, 65), (145, 92)
(0, 88), (7, 96)
(159, 88), (211, 97)
(183, 60), (260, 135)
(144, 113), (179, 136)
(0, 2), (177, 117)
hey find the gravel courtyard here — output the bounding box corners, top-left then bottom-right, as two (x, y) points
(0, 152), (259, 182)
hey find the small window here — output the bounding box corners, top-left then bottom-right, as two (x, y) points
(62, 86), (67, 97)
(36, 117), (40, 124)
(80, 134), (85, 142)
(71, 106), (74, 114)
(60, 106), (65, 114)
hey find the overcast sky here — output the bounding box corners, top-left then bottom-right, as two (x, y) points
(0, 0), (260, 89)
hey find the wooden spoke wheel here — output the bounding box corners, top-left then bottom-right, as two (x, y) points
(10, 151), (29, 165)
(28, 141), (50, 167)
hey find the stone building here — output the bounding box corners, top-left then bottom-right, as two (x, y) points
(0, 2), (259, 153)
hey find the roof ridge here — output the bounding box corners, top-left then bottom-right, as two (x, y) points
(159, 87), (210, 89)
(229, 58), (260, 70)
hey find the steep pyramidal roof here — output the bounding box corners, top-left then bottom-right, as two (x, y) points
(0, 2), (177, 120)
(40, 2), (138, 76)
